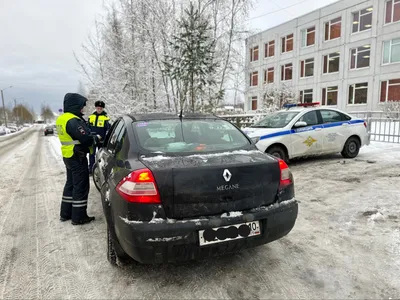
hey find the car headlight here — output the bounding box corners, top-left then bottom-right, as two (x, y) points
(251, 136), (260, 144)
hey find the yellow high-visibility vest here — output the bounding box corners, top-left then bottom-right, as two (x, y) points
(89, 114), (110, 127)
(56, 112), (81, 158)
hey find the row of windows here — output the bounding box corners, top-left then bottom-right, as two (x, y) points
(248, 78), (400, 110)
(249, 1), (400, 62)
(249, 38), (400, 86)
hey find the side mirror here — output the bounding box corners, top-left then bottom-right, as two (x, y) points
(294, 121), (308, 128)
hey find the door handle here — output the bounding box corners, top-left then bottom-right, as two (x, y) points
(342, 123), (349, 126)
(315, 127), (322, 131)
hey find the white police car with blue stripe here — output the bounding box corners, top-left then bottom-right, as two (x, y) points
(242, 103), (370, 162)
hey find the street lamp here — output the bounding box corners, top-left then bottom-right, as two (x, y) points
(1, 86), (13, 127)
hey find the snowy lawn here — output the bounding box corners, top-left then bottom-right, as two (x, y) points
(0, 129), (399, 299)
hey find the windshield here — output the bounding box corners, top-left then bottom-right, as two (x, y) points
(133, 119), (250, 153)
(251, 111), (299, 128)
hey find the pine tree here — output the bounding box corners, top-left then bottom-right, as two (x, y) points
(163, 2), (218, 113)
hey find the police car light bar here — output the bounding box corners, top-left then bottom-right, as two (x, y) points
(283, 102), (320, 108)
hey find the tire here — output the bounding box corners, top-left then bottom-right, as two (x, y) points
(266, 145), (288, 162)
(92, 164), (101, 192)
(341, 136), (361, 158)
(107, 225), (118, 266)
(106, 224), (131, 267)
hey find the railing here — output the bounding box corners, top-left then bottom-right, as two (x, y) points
(221, 110), (400, 144)
(348, 111), (400, 143)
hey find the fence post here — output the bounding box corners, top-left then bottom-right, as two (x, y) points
(367, 111), (372, 133)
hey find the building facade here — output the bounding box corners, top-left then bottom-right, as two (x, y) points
(245, 0), (400, 113)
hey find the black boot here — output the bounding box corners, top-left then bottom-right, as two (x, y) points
(60, 216), (71, 222)
(71, 216), (95, 225)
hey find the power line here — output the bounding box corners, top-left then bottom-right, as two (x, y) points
(246, 0), (312, 21)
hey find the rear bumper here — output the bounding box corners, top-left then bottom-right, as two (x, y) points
(115, 199), (298, 264)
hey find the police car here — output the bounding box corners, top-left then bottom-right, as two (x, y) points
(242, 102), (370, 162)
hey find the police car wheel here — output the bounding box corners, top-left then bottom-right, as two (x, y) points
(341, 136), (360, 158)
(267, 146), (287, 162)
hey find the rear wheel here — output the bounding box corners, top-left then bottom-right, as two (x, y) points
(107, 224), (131, 267)
(92, 164), (101, 191)
(341, 136), (361, 158)
(266, 145), (288, 162)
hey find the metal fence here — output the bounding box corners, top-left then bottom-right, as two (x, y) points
(348, 111), (400, 143)
(221, 110), (400, 144)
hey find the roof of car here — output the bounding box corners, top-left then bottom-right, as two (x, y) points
(128, 113), (220, 121)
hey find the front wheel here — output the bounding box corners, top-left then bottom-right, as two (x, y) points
(341, 136), (361, 158)
(266, 145), (288, 162)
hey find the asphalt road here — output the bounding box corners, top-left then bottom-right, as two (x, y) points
(0, 126), (399, 299)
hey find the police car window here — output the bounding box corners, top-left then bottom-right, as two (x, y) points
(299, 111), (319, 126)
(103, 120), (119, 146)
(251, 111), (299, 128)
(320, 110), (343, 123)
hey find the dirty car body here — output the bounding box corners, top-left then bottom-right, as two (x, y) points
(95, 113), (298, 265)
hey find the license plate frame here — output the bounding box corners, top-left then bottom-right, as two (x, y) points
(198, 221), (261, 246)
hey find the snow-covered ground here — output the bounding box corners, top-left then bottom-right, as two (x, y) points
(0, 129), (399, 299)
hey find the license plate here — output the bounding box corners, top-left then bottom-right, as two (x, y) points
(199, 221), (261, 246)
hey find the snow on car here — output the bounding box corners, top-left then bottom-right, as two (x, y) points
(242, 102), (370, 161)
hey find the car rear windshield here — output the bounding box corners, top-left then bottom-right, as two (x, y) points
(251, 111), (299, 128)
(133, 119), (250, 153)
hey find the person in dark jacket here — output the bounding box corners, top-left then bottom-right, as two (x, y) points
(56, 93), (101, 225)
(88, 100), (111, 174)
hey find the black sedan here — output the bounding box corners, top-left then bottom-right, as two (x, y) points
(44, 126), (54, 136)
(94, 113), (298, 266)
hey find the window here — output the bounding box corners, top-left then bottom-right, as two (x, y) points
(300, 58), (314, 77)
(385, 0), (400, 24)
(251, 111), (300, 129)
(324, 17), (341, 41)
(250, 71), (258, 86)
(320, 110), (346, 123)
(323, 52), (340, 73)
(281, 63), (293, 81)
(380, 79), (400, 102)
(352, 7), (373, 33)
(264, 67), (274, 84)
(281, 34), (294, 53)
(383, 38), (400, 64)
(265, 41), (275, 58)
(301, 26), (315, 47)
(322, 86), (338, 105)
(251, 96), (258, 110)
(350, 45), (370, 69)
(299, 111), (319, 126)
(299, 89), (313, 103)
(348, 83), (368, 104)
(107, 120), (125, 152)
(134, 119), (250, 153)
(250, 46), (259, 62)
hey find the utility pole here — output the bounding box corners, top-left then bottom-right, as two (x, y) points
(1, 86), (12, 127)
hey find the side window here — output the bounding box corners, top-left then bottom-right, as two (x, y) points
(320, 110), (343, 123)
(103, 120), (119, 146)
(299, 111), (319, 126)
(107, 120), (124, 152)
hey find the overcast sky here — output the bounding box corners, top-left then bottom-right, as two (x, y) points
(0, 0), (338, 114)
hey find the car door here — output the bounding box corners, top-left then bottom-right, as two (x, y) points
(319, 109), (352, 152)
(290, 110), (325, 158)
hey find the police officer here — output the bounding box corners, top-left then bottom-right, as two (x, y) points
(88, 100), (111, 174)
(56, 93), (101, 225)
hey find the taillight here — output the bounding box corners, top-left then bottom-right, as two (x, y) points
(116, 168), (161, 204)
(278, 159), (292, 188)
